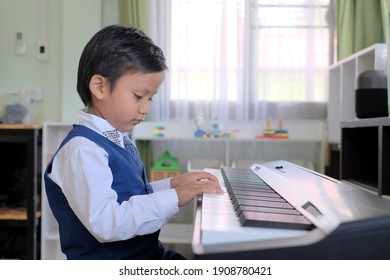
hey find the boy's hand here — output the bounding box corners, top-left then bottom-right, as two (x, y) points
(170, 171), (218, 188)
(171, 171), (223, 207)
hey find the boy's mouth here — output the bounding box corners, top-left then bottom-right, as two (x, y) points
(132, 119), (143, 125)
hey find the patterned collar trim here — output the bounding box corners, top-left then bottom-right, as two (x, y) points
(102, 129), (122, 147)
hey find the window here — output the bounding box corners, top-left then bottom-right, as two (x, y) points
(151, 0), (331, 121)
(252, 0), (330, 102)
(171, 0), (245, 101)
(170, 0), (330, 100)
(170, 0), (244, 100)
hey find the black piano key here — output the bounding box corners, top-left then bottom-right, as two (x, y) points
(226, 173), (263, 182)
(227, 177), (267, 183)
(237, 205), (302, 216)
(228, 183), (271, 190)
(229, 186), (275, 194)
(231, 194), (286, 204)
(233, 198), (295, 211)
(238, 210), (314, 230)
(233, 190), (282, 199)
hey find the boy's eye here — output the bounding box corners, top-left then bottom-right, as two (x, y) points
(133, 93), (143, 100)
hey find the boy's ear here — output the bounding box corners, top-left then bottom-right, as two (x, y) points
(89, 74), (106, 100)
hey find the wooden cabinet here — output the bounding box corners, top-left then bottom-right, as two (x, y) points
(0, 124), (42, 259)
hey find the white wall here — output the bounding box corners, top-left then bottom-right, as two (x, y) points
(61, 0), (102, 122)
(0, 0), (119, 123)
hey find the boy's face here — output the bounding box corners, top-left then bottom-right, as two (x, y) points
(89, 71), (165, 132)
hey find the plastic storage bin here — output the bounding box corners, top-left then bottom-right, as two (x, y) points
(2, 92), (32, 124)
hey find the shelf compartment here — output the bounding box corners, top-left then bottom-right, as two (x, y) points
(381, 126), (390, 195)
(341, 117), (390, 196)
(341, 126), (378, 191)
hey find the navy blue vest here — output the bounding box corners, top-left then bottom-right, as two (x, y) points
(44, 125), (161, 259)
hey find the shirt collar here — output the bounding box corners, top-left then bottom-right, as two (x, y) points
(77, 109), (129, 148)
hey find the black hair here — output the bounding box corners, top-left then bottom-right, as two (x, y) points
(77, 25), (168, 106)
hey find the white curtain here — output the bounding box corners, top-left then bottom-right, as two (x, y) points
(147, 0), (329, 123)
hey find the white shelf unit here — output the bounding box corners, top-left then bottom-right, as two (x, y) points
(131, 119), (326, 173)
(41, 122), (71, 260)
(328, 43), (387, 144)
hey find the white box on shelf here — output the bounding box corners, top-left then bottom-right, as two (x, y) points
(2, 92), (33, 124)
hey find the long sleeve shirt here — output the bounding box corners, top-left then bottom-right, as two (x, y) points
(47, 109), (179, 243)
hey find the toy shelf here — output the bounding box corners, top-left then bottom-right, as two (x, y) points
(131, 120), (326, 173)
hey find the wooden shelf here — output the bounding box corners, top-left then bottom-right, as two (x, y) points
(0, 124), (43, 130)
(0, 207), (41, 220)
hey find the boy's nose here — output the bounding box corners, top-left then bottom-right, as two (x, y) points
(139, 101), (150, 114)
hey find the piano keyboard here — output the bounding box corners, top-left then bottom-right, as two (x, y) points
(221, 167), (314, 230)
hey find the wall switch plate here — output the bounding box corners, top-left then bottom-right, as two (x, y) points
(37, 39), (48, 60)
(15, 32), (26, 56)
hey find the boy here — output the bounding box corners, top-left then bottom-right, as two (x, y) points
(44, 25), (223, 260)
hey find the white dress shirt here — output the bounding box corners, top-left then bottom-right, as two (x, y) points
(48, 109), (179, 243)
